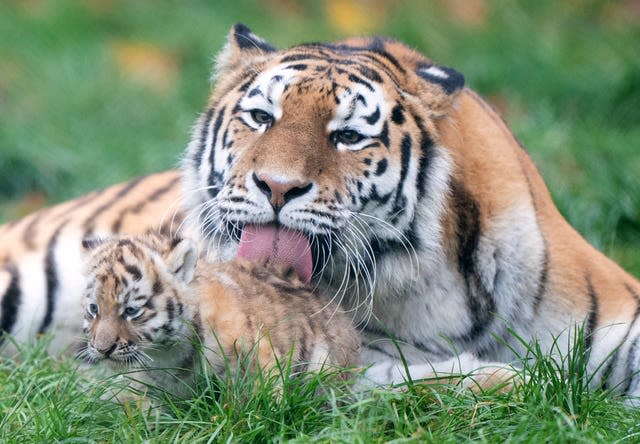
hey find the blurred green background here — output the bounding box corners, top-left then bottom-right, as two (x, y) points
(1, 0), (639, 274)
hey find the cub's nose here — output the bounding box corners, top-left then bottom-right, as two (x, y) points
(97, 343), (117, 357)
(252, 173), (312, 211)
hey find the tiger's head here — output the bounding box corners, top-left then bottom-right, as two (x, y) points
(80, 234), (199, 366)
(182, 24), (464, 313)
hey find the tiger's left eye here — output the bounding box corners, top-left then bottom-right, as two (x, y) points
(331, 130), (364, 146)
(250, 109), (274, 125)
(124, 306), (142, 319)
(88, 303), (99, 317)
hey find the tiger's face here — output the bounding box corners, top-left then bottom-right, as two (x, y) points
(80, 235), (198, 367)
(183, 25), (464, 304)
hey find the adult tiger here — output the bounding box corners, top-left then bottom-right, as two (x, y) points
(1, 24), (640, 397)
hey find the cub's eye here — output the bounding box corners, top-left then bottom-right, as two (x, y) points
(250, 109), (274, 126)
(331, 130), (364, 146)
(88, 303), (99, 317)
(124, 306), (143, 319)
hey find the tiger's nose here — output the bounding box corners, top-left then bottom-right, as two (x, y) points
(252, 173), (312, 211)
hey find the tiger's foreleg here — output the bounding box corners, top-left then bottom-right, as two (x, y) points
(358, 348), (523, 393)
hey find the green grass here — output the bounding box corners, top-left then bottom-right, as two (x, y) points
(3, 330), (640, 443)
(1, 0), (640, 441)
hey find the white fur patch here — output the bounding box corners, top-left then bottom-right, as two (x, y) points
(238, 65), (300, 126)
(0, 269), (10, 297)
(420, 66), (449, 80)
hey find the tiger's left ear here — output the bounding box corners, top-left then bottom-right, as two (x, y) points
(165, 238), (199, 284)
(380, 39), (465, 117)
(213, 23), (278, 80)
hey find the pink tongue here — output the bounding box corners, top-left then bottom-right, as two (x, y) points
(237, 224), (313, 284)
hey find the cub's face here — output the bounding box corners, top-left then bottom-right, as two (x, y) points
(80, 236), (198, 366)
(183, 25), (464, 292)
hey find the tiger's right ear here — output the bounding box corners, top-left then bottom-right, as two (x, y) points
(213, 23), (277, 80)
(165, 238), (199, 285)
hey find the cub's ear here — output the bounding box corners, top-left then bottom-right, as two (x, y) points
(165, 237), (199, 284)
(82, 237), (107, 251)
(213, 23), (277, 80)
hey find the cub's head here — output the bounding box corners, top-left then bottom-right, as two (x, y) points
(182, 24), (464, 298)
(80, 233), (199, 366)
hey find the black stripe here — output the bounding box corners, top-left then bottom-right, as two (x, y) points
(601, 285), (640, 390)
(584, 274), (599, 352)
(39, 223), (65, 334)
(83, 177), (145, 236)
(111, 175), (181, 232)
(375, 159), (387, 176)
(624, 335), (640, 394)
(166, 298), (175, 323)
(519, 161), (550, 315)
(391, 104), (405, 125)
(358, 65), (383, 83)
(390, 133), (412, 220)
(348, 73), (374, 92)
(379, 121), (389, 148)
(152, 280), (163, 296)
(209, 105), (226, 167)
(450, 180), (495, 342)
(532, 247), (549, 314)
(22, 208), (51, 250)
(193, 107), (216, 169)
(0, 264), (21, 344)
(452, 181), (480, 279)
(363, 341), (397, 360)
(364, 106), (380, 125)
(298, 328), (309, 363)
(292, 44), (402, 87)
(24, 190), (102, 249)
(124, 264), (142, 281)
(366, 37), (406, 74)
(398, 133), (411, 189)
(60, 189), (105, 220)
(207, 106), (227, 197)
(414, 116), (435, 201)
(247, 87), (262, 98)
(238, 72), (258, 92)
(280, 53), (310, 63)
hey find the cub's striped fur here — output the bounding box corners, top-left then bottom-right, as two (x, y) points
(80, 233), (359, 396)
(0, 171), (185, 354)
(1, 24), (640, 399)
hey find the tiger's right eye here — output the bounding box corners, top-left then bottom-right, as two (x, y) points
(88, 303), (99, 317)
(250, 109), (274, 126)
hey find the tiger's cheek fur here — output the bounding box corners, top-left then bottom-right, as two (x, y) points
(183, 57), (433, 244)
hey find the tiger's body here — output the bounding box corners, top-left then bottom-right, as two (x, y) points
(1, 24), (640, 398)
(81, 233), (359, 397)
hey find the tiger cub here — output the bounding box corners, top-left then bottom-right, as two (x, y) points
(80, 233), (360, 397)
